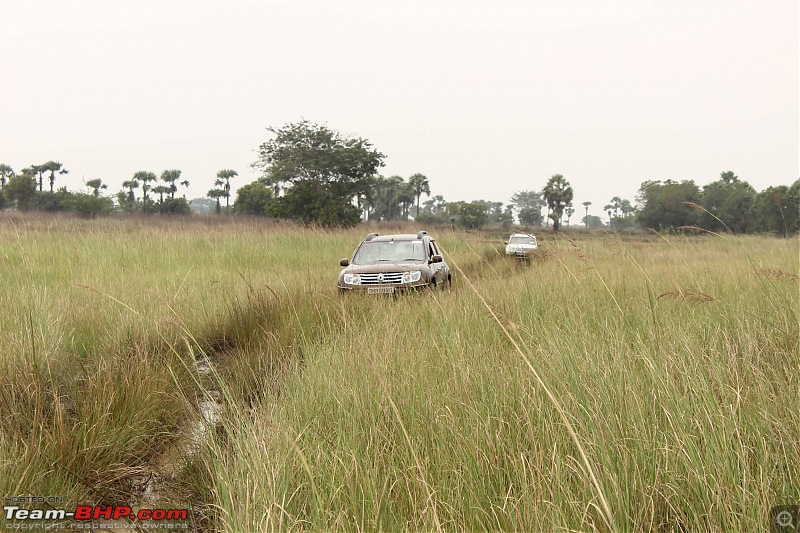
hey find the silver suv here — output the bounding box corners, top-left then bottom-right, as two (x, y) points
(504, 233), (538, 259)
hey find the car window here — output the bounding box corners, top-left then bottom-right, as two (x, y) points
(352, 241), (426, 264)
(509, 235), (536, 244)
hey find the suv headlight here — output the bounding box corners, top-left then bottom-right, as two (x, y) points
(343, 273), (361, 285)
(402, 271), (422, 284)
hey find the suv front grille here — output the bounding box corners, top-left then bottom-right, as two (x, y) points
(359, 272), (404, 285)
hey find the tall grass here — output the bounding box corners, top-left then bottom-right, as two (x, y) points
(0, 213), (797, 532)
(202, 232), (798, 531)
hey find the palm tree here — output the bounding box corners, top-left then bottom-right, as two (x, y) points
(408, 173), (430, 218)
(542, 174), (573, 231)
(179, 179), (190, 197)
(207, 186), (226, 215)
(382, 175), (405, 220)
(0, 164), (14, 192)
(26, 164), (47, 192)
(216, 169), (238, 213)
(85, 178), (108, 197)
(43, 161), (68, 192)
(152, 185), (170, 203)
(604, 204), (614, 228)
(133, 171), (157, 202)
(121, 179), (140, 210)
(160, 169), (182, 199)
(398, 181), (414, 219)
(565, 205), (575, 226)
(609, 196), (622, 218)
(620, 199), (634, 219)
(582, 201), (592, 228)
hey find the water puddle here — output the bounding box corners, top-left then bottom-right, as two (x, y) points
(132, 357), (223, 507)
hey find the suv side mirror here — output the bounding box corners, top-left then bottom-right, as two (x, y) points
(430, 254), (443, 264)
(340, 258), (350, 267)
(504, 241), (508, 245)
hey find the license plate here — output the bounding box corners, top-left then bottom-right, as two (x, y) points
(367, 287), (395, 294)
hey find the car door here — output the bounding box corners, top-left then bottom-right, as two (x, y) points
(429, 239), (447, 285)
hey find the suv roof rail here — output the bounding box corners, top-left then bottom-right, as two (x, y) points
(365, 233), (380, 241)
(416, 230), (429, 238)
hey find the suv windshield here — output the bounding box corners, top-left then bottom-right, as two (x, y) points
(352, 240), (426, 264)
(509, 236), (536, 244)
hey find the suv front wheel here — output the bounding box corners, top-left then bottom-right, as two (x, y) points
(432, 276), (451, 293)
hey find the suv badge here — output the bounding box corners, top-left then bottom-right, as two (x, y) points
(378, 274), (384, 283)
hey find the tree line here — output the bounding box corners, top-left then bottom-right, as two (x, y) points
(0, 161), (117, 216)
(236, 120), (798, 235)
(2, 121), (798, 236)
(0, 163), (237, 218)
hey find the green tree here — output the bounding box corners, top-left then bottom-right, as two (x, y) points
(608, 196), (622, 217)
(34, 188), (72, 212)
(696, 172), (756, 233)
(542, 174), (574, 231)
(85, 178), (108, 197)
(362, 175), (402, 221)
(25, 164), (47, 192)
(216, 169), (238, 213)
(619, 199), (634, 219)
(43, 161), (68, 192)
(510, 190), (545, 226)
(160, 169), (183, 199)
(156, 198), (191, 215)
(0, 164), (14, 192)
(455, 201), (488, 229)
(398, 180), (415, 219)
(67, 193), (114, 217)
(133, 171), (157, 206)
(417, 194), (449, 225)
(635, 179), (700, 231)
(235, 181), (273, 216)
(120, 179), (140, 211)
(380, 175), (405, 220)
(604, 204), (614, 228)
(474, 200), (507, 225)
(253, 120), (385, 227)
(151, 185), (170, 203)
(408, 173), (430, 218)
(582, 201), (592, 228)
(564, 205), (575, 226)
(207, 185), (226, 215)
(423, 195), (447, 215)
(582, 214), (604, 228)
(4, 174), (38, 210)
(751, 180), (800, 236)
(266, 180), (362, 226)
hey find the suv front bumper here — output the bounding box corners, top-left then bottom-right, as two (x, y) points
(338, 281), (432, 294)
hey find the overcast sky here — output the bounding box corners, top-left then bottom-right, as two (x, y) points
(1, 0), (797, 213)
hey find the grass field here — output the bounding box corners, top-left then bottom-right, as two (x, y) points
(0, 212), (797, 532)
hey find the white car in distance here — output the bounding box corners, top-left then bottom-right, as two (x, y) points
(504, 233), (538, 259)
